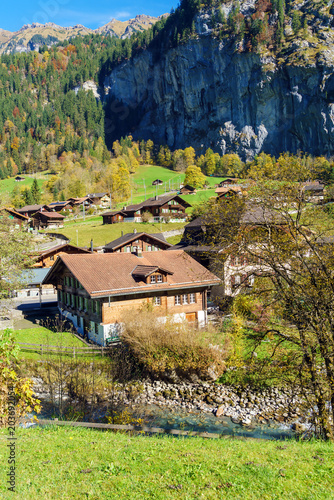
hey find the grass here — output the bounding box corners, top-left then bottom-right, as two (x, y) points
(43, 220), (187, 247)
(0, 426), (333, 499)
(0, 175), (47, 198)
(13, 327), (87, 360)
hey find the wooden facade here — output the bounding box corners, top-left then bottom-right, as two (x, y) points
(104, 232), (171, 253)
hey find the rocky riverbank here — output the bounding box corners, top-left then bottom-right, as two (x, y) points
(31, 376), (310, 430)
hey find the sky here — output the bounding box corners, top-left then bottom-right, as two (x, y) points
(1, 0), (175, 32)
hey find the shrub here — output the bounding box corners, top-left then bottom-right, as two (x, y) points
(120, 309), (228, 381)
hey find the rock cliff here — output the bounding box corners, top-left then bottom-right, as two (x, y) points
(104, 11), (334, 160)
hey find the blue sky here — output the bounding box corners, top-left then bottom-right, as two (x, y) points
(1, 0), (175, 32)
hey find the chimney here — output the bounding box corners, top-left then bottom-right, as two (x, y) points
(90, 239), (94, 253)
(155, 195), (158, 200)
(133, 228), (137, 234)
(121, 231), (123, 236)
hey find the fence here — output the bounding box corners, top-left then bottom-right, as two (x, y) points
(17, 342), (119, 358)
(36, 419), (225, 439)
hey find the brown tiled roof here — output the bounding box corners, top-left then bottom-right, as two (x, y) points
(104, 232), (170, 250)
(37, 243), (91, 258)
(34, 211), (65, 219)
(43, 250), (220, 297)
(16, 204), (44, 213)
(123, 194), (192, 212)
(215, 186), (242, 195)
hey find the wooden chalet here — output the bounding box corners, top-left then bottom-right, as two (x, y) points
(32, 243), (92, 268)
(15, 176), (25, 182)
(215, 186), (243, 200)
(30, 211), (65, 229)
(87, 193), (110, 208)
(43, 250), (220, 346)
(16, 204), (46, 218)
(103, 194), (191, 224)
(104, 231), (172, 253)
(0, 208), (29, 228)
(301, 181), (325, 203)
(179, 184), (197, 195)
(67, 197), (93, 208)
(47, 201), (72, 212)
(102, 210), (125, 225)
(152, 179), (163, 186)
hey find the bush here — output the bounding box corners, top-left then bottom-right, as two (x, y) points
(120, 309), (228, 381)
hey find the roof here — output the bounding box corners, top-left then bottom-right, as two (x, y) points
(152, 179), (163, 185)
(21, 268), (50, 285)
(240, 205), (286, 225)
(43, 250), (220, 297)
(87, 192), (108, 198)
(104, 232), (170, 250)
(123, 194), (192, 212)
(33, 211), (65, 219)
(102, 210), (126, 217)
(36, 243), (91, 259)
(0, 208), (29, 220)
(48, 201), (70, 207)
(132, 264), (173, 278)
(180, 185), (196, 191)
(16, 204), (44, 213)
(215, 186), (242, 195)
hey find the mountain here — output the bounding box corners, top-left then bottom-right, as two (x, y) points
(0, 15), (163, 54)
(102, 0), (334, 160)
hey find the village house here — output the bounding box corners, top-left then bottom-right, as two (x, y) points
(43, 250), (220, 346)
(32, 243), (92, 268)
(216, 178), (240, 187)
(179, 184), (197, 195)
(152, 179), (163, 186)
(30, 211), (65, 229)
(0, 208), (29, 229)
(215, 186), (244, 200)
(47, 201), (72, 212)
(102, 194), (191, 224)
(104, 231), (172, 253)
(16, 204), (47, 218)
(301, 181), (325, 204)
(102, 209), (126, 225)
(87, 192), (110, 208)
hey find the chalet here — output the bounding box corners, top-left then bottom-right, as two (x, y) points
(15, 176), (25, 182)
(43, 250), (220, 345)
(47, 201), (72, 212)
(152, 179), (163, 186)
(14, 268), (55, 299)
(301, 181), (325, 204)
(16, 204), (46, 218)
(0, 208), (29, 229)
(31, 211), (65, 229)
(87, 193), (110, 208)
(103, 194), (191, 224)
(104, 231), (172, 253)
(102, 210), (125, 225)
(216, 178), (240, 187)
(67, 197), (93, 208)
(179, 184), (197, 195)
(215, 186), (243, 200)
(32, 243), (92, 268)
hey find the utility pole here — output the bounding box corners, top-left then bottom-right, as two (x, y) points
(83, 202), (85, 221)
(143, 178), (146, 199)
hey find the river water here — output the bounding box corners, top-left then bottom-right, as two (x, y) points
(24, 398), (296, 441)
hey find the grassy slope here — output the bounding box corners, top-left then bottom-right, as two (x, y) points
(0, 175), (46, 198)
(45, 220), (187, 247)
(13, 327), (86, 360)
(0, 426), (333, 499)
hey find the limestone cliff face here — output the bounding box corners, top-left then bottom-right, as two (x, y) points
(104, 25), (334, 159)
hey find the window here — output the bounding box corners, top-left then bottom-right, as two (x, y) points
(189, 293), (196, 304)
(154, 296), (161, 306)
(157, 274), (163, 283)
(126, 246), (131, 252)
(182, 294), (188, 304)
(175, 295), (181, 305)
(147, 245), (152, 251)
(162, 208), (169, 213)
(150, 275), (156, 283)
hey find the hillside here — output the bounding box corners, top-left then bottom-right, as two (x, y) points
(0, 15), (164, 54)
